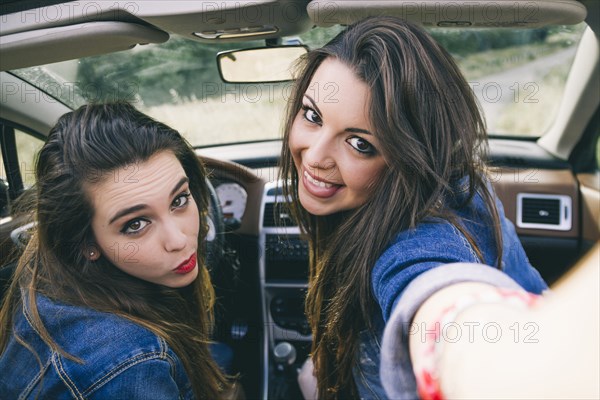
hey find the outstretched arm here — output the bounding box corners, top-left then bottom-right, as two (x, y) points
(408, 244), (599, 399)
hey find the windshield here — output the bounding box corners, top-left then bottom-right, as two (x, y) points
(10, 23), (586, 146)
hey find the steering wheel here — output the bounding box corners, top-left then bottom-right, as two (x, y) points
(205, 178), (225, 275)
(204, 178), (234, 345)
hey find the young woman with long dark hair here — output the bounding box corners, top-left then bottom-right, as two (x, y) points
(0, 103), (230, 399)
(280, 16), (548, 399)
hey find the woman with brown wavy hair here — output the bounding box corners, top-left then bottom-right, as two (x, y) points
(0, 103), (230, 399)
(280, 16), (548, 399)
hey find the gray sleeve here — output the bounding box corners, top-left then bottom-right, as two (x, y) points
(380, 262), (522, 399)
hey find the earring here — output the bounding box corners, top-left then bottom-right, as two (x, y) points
(85, 246), (100, 261)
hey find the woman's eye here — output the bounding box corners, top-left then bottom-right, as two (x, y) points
(346, 137), (375, 154)
(172, 192), (191, 208)
(121, 219), (149, 235)
(302, 105), (322, 125)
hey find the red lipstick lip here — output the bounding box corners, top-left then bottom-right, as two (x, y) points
(174, 253), (197, 274)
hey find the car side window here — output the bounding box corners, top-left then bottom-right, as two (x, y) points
(0, 128), (43, 218)
(14, 130), (44, 187)
(0, 128), (44, 187)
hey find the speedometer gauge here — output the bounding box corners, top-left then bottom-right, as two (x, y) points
(215, 182), (247, 221)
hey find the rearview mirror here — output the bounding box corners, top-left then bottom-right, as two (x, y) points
(217, 46), (308, 83)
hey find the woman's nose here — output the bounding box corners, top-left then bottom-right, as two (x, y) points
(302, 132), (336, 172)
(163, 219), (187, 252)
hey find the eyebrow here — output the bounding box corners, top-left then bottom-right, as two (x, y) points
(303, 94), (373, 136)
(346, 127), (373, 135)
(303, 94), (323, 118)
(170, 177), (189, 197)
(109, 177), (190, 225)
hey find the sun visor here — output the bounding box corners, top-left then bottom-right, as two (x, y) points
(134, 0), (313, 43)
(307, 0), (587, 28)
(0, 21), (168, 71)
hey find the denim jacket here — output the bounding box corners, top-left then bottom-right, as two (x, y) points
(353, 182), (548, 399)
(0, 293), (194, 399)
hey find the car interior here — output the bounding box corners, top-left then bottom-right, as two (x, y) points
(1, 1), (599, 399)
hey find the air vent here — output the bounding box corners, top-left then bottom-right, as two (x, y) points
(516, 193), (572, 231)
(262, 202), (296, 228)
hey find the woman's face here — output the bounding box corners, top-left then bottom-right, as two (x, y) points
(88, 151), (201, 288)
(289, 58), (387, 216)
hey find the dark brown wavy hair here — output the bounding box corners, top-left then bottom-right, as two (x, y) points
(280, 17), (502, 398)
(0, 103), (229, 399)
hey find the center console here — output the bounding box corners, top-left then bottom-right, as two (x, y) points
(259, 181), (311, 399)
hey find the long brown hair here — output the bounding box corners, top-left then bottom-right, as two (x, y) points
(0, 103), (229, 399)
(280, 17), (503, 398)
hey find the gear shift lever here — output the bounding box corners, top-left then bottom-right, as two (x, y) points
(270, 342), (299, 398)
(273, 341), (297, 370)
